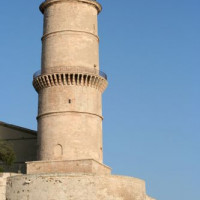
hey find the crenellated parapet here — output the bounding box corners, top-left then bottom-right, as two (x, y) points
(33, 66), (108, 92)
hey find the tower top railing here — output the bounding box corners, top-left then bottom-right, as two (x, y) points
(33, 66), (107, 80)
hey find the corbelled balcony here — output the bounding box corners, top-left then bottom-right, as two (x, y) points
(33, 66), (108, 93)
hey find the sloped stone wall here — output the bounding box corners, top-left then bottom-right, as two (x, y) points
(7, 173), (147, 200)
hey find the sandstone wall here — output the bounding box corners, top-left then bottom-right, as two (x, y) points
(41, 0), (101, 71)
(6, 173), (147, 200)
(0, 173), (18, 200)
(35, 0), (107, 163)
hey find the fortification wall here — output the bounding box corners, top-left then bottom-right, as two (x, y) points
(0, 173), (18, 200)
(6, 173), (148, 200)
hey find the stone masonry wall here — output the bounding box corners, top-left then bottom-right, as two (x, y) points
(6, 173), (147, 200)
(0, 173), (18, 200)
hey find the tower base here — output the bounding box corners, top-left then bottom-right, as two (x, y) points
(26, 159), (111, 175)
(6, 173), (155, 200)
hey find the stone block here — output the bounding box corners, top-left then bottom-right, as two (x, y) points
(26, 159), (111, 175)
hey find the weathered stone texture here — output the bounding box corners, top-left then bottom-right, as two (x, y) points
(41, 0), (100, 71)
(34, 0), (107, 164)
(26, 159), (111, 175)
(6, 174), (147, 200)
(0, 173), (18, 200)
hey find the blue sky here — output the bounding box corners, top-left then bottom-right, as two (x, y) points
(0, 0), (199, 199)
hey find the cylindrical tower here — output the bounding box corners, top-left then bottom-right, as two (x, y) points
(33, 0), (107, 163)
(6, 2), (156, 200)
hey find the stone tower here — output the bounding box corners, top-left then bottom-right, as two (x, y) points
(5, 1), (156, 199)
(33, 0), (107, 164)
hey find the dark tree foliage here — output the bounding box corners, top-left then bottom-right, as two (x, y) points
(0, 140), (15, 172)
